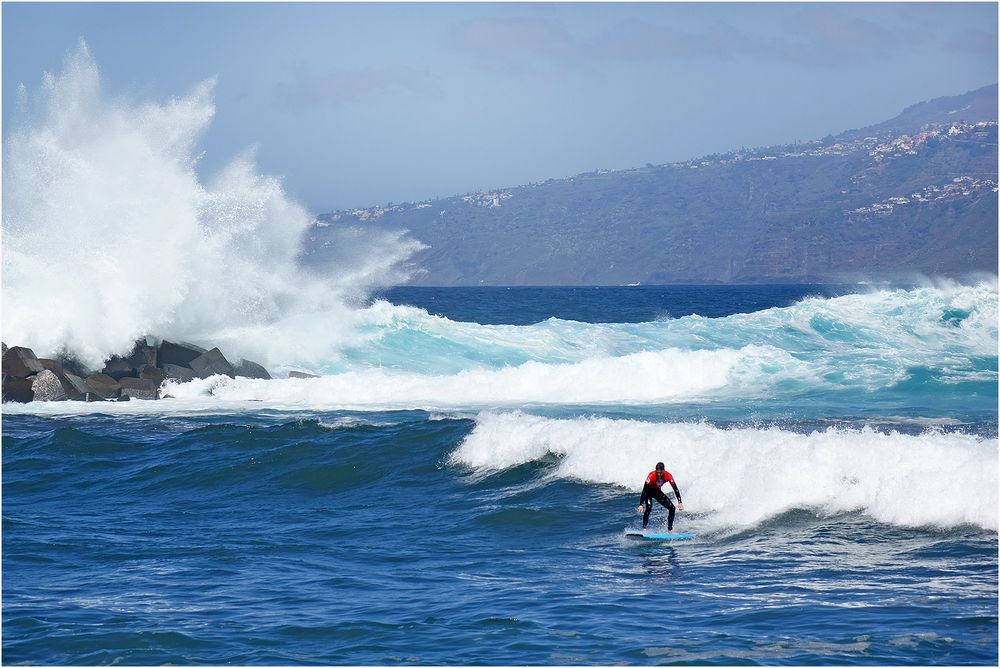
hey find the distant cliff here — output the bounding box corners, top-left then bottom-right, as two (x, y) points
(308, 85), (998, 285)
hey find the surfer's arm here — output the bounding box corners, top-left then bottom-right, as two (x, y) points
(637, 484), (651, 511)
(669, 480), (684, 508)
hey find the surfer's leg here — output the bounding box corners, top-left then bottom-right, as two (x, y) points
(642, 500), (652, 528)
(654, 490), (676, 530)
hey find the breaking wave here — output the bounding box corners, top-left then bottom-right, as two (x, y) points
(451, 412), (998, 531)
(126, 279), (998, 409)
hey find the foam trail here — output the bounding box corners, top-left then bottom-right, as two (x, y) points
(157, 344), (806, 407)
(451, 412), (998, 531)
(2, 41), (421, 368)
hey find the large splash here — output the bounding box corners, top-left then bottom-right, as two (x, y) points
(451, 412), (999, 531)
(2, 42), (422, 368)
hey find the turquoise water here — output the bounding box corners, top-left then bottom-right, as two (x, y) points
(3, 284), (997, 665)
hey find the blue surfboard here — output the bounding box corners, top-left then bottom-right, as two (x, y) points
(626, 530), (696, 541)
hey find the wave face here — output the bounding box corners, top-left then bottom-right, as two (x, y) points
(2, 42), (421, 368)
(451, 412), (998, 531)
(313, 280), (999, 375)
(123, 280), (997, 413)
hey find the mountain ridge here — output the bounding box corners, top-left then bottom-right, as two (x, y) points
(308, 84), (998, 285)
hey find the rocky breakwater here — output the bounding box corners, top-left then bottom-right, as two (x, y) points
(1, 340), (272, 403)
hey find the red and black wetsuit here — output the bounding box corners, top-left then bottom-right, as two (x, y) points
(640, 469), (682, 530)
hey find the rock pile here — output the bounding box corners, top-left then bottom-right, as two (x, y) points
(1, 339), (272, 403)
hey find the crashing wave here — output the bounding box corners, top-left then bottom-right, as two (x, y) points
(451, 412), (998, 531)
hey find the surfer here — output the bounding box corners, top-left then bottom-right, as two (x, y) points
(637, 462), (684, 532)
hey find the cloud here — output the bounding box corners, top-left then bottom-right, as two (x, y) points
(945, 28), (998, 57)
(276, 65), (439, 108)
(587, 19), (749, 63)
(590, 10), (900, 67)
(448, 16), (577, 73)
(449, 7), (987, 71)
(777, 7), (899, 65)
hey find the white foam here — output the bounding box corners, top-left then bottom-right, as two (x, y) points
(149, 344), (805, 408)
(2, 42), (421, 369)
(450, 412), (999, 531)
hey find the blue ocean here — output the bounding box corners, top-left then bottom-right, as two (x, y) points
(4, 283), (998, 666)
(3, 45), (998, 666)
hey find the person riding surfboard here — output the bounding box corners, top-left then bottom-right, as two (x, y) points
(637, 462), (684, 532)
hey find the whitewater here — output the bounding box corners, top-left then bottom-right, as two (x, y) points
(3, 43), (998, 665)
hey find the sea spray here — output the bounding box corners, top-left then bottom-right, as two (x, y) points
(450, 412), (999, 531)
(2, 41), (422, 369)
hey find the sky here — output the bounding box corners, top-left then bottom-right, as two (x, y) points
(2, 2), (997, 213)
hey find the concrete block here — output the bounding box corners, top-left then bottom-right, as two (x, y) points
(2, 346), (44, 378)
(233, 359), (271, 380)
(158, 340), (207, 368)
(2, 376), (34, 403)
(119, 377), (159, 400)
(190, 347), (235, 379)
(162, 364), (195, 383)
(31, 370), (68, 401)
(85, 374), (121, 399)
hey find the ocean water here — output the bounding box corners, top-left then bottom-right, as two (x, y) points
(3, 43), (998, 666)
(4, 284), (998, 666)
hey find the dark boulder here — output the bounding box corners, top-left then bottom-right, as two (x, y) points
(31, 370), (68, 401)
(102, 340), (157, 380)
(65, 373), (98, 401)
(39, 358), (66, 374)
(85, 374), (122, 399)
(56, 353), (93, 378)
(162, 364), (195, 383)
(158, 340), (207, 368)
(2, 346), (44, 378)
(288, 371), (319, 379)
(119, 377), (159, 400)
(101, 358), (138, 381)
(2, 376), (34, 403)
(233, 359), (271, 380)
(139, 365), (169, 387)
(190, 348), (235, 379)
(133, 341), (157, 368)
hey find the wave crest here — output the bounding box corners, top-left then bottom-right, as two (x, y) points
(451, 412), (998, 531)
(160, 344), (802, 407)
